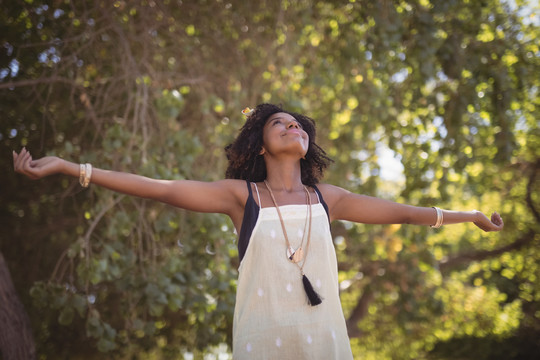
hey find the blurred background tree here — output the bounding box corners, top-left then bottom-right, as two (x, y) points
(0, 0), (538, 359)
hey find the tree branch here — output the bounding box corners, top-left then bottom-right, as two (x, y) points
(346, 286), (374, 338)
(439, 230), (536, 273)
(0, 77), (82, 90)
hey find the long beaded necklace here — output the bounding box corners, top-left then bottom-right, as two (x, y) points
(263, 180), (322, 306)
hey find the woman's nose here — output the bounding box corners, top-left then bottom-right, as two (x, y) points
(287, 120), (300, 129)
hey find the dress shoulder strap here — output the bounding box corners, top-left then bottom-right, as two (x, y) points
(238, 180), (261, 263)
(252, 182), (262, 209)
(313, 188), (321, 204)
(312, 185), (330, 222)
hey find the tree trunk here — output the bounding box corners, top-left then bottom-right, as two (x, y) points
(0, 252), (36, 360)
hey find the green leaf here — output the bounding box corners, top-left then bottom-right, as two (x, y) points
(97, 338), (116, 352)
(86, 317), (103, 339)
(58, 307), (74, 325)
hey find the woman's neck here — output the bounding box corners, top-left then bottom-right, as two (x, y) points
(263, 158), (303, 193)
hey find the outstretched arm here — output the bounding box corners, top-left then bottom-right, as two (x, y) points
(13, 148), (246, 218)
(318, 183), (503, 232)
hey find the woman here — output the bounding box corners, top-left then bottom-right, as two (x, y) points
(13, 103), (503, 359)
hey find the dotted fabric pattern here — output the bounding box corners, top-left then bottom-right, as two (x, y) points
(233, 203), (353, 359)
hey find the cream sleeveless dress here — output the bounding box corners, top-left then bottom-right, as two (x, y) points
(232, 185), (353, 359)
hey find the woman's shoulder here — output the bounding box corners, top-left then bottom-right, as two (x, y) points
(214, 179), (249, 193)
(218, 179), (254, 202)
(313, 183), (351, 204)
(314, 182), (348, 194)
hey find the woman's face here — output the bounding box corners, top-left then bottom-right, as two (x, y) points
(261, 112), (309, 158)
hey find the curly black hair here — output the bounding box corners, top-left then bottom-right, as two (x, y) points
(225, 103), (333, 186)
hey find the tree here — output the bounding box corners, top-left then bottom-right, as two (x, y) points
(1, 0), (538, 358)
(0, 253), (36, 359)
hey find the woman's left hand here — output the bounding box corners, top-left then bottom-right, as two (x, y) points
(473, 211), (504, 232)
(13, 148), (65, 180)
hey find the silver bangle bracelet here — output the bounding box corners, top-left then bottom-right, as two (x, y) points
(79, 163), (92, 188)
(79, 164), (86, 187)
(430, 207), (443, 228)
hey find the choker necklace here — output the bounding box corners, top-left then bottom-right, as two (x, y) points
(264, 180), (322, 306)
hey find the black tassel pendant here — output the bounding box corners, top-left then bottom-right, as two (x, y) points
(302, 274), (323, 306)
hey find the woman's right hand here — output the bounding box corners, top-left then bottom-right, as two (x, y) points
(13, 148), (64, 180)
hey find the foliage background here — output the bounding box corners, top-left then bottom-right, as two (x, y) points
(0, 0), (538, 359)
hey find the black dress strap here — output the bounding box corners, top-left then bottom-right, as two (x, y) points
(238, 182), (329, 263)
(312, 185), (330, 223)
(238, 180), (260, 263)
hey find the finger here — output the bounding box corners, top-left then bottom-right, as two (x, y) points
(21, 150), (32, 170)
(21, 152), (37, 177)
(14, 149), (26, 171)
(12, 151), (24, 172)
(491, 212), (503, 227)
(12, 151), (18, 169)
(496, 216), (504, 229)
(14, 148), (32, 174)
(489, 214), (504, 231)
